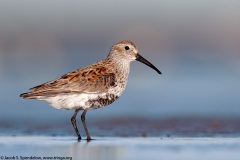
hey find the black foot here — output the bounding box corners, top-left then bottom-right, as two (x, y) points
(86, 137), (92, 142)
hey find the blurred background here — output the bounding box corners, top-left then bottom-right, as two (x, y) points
(0, 0), (240, 136)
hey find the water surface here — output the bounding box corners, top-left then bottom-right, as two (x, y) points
(1, 136), (240, 160)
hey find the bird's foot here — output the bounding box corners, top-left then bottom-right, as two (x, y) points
(77, 136), (82, 141)
(86, 136), (92, 142)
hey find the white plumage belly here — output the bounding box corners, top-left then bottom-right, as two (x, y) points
(41, 93), (97, 110)
(40, 87), (124, 110)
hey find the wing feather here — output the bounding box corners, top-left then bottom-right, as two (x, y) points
(21, 62), (117, 99)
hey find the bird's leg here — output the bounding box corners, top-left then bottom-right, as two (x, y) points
(71, 109), (81, 141)
(81, 109), (91, 141)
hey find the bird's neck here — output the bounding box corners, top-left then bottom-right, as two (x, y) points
(106, 56), (131, 79)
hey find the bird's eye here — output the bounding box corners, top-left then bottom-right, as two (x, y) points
(125, 46), (130, 50)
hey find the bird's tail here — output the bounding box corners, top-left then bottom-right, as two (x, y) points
(20, 92), (36, 99)
(20, 93), (30, 99)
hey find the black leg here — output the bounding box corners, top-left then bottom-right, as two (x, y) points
(71, 109), (81, 141)
(81, 109), (91, 141)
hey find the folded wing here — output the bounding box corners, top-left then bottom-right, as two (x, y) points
(20, 65), (116, 99)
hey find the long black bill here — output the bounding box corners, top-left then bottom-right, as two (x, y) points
(136, 53), (162, 74)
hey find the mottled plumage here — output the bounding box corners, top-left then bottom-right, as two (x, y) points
(20, 40), (161, 141)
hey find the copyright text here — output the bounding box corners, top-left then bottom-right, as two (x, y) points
(0, 156), (72, 160)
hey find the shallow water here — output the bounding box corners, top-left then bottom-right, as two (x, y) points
(1, 118), (240, 160)
(1, 136), (240, 160)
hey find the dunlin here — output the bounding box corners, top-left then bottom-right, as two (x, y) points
(20, 40), (161, 141)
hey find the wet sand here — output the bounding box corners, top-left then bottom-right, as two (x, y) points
(1, 136), (240, 160)
(2, 117), (240, 137)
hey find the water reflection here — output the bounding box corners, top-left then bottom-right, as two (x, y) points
(71, 139), (126, 160)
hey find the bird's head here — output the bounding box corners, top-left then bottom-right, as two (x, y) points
(108, 40), (162, 74)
